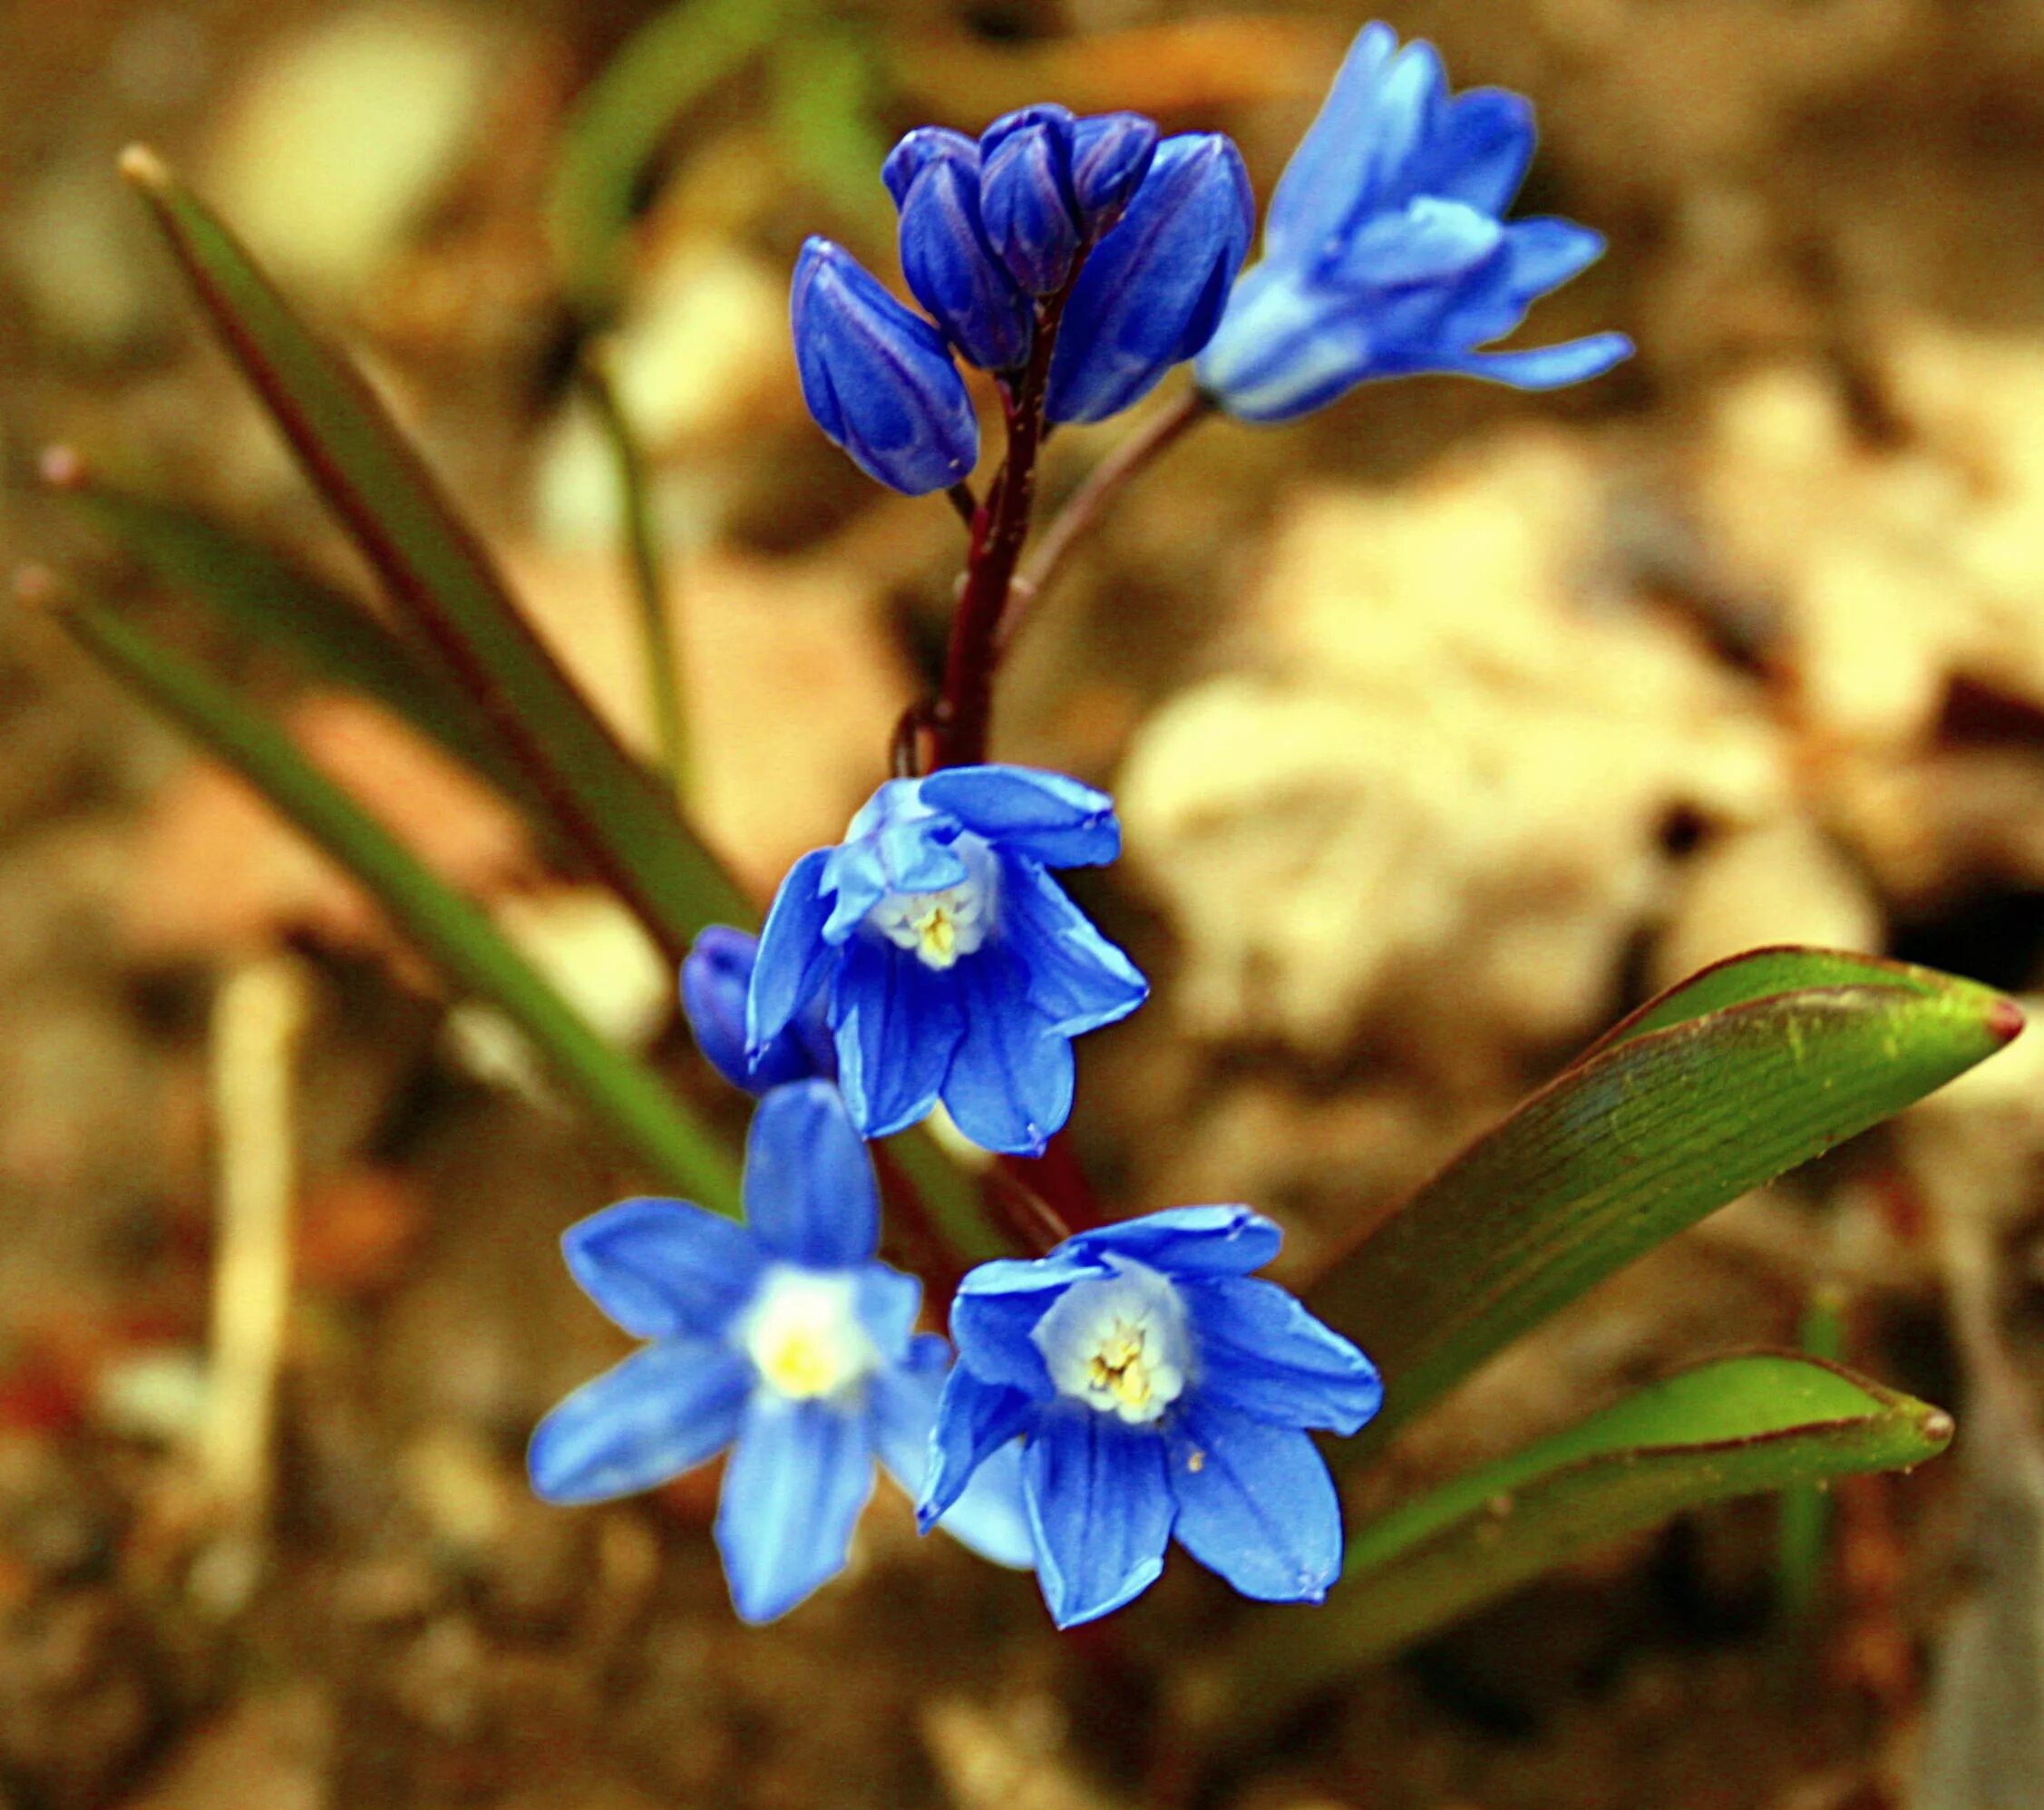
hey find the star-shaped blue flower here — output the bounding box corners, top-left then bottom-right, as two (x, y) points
(528, 1082), (1032, 1624)
(745, 765), (1148, 1156)
(1195, 22), (1632, 423)
(920, 1207), (1383, 1628)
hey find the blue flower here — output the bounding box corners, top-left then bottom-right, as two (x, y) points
(920, 1206), (1382, 1629)
(529, 1082), (1033, 1623)
(1194, 23), (1632, 423)
(1047, 132), (1255, 425)
(791, 238), (980, 494)
(745, 765), (1147, 1156)
(681, 926), (836, 1096)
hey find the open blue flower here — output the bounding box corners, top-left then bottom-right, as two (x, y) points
(1195, 22), (1632, 423)
(745, 765), (1148, 1155)
(528, 1082), (1032, 1623)
(920, 1206), (1382, 1628)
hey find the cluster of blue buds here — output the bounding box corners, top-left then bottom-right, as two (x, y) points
(534, 21), (1631, 1630)
(792, 102), (1252, 491)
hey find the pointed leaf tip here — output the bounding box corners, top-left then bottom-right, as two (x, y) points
(1989, 996), (2026, 1045)
(118, 143), (170, 192)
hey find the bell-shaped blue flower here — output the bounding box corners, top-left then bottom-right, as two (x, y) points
(530, 1083), (1033, 1622)
(1047, 133), (1255, 425)
(920, 1206), (1383, 1628)
(1194, 23), (1632, 423)
(682, 926), (835, 1095)
(745, 765), (1148, 1156)
(791, 238), (980, 494)
(884, 129), (1034, 374)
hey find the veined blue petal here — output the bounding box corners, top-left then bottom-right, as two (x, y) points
(1023, 1409), (1175, 1628)
(1195, 262), (1377, 423)
(980, 113), (1082, 295)
(685, 926), (833, 1093)
(854, 1262), (923, 1363)
(872, 1338), (1035, 1568)
(528, 1342), (748, 1503)
(920, 1357), (1040, 1525)
(1181, 1274), (1384, 1433)
(831, 939), (964, 1140)
(889, 128), (1033, 372)
(1061, 1205), (1283, 1279)
(790, 238), (979, 495)
(949, 1250), (1103, 1395)
(1070, 112), (1159, 229)
(1414, 87), (1534, 215)
(918, 765), (1120, 869)
(1261, 21), (1399, 264)
(715, 1395), (876, 1623)
(1447, 331), (1633, 389)
(747, 849), (835, 1055)
(562, 1197), (764, 1340)
(1002, 858), (1148, 1039)
(940, 947), (1076, 1156)
(1164, 1398), (1342, 1602)
(741, 1080), (881, 1266)
(1333, 197), (1502, 288)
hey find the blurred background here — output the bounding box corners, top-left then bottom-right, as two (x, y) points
(6, 0), (2044, 1805)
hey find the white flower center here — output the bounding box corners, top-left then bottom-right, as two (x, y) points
(864, 838), (997, 971)
(1031, 1258), (1190, 1426)
(740, 1267), (878, 1402)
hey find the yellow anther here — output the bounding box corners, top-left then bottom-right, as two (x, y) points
(916, 902), (959, 966)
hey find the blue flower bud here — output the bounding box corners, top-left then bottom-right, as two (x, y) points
(978, 105), (1082, 295)
(790, 238), (979, 495)
(1046, 133), (1253, 426)
(1068, 112), (1158, 230)
(883, 129), (1033, 373)
(682, 927), (835, 1095)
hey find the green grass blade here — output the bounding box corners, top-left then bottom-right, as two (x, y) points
(1192, 1355), (1951, 1737)
(63, 600), (740, 1214)
(1310, 949), (2020, 1450)
(768, 22), (893, 235)
(58, 476), (525, 796)
(120, 146), (754, 959)
(549, 0), (794, 317)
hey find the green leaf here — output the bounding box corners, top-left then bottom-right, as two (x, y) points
(120, 146), (754, 961)
(1192, 1355), (1952, 1736)
(59, 479), (524, 798)
(62, 598), (740, 1215)
(548, 0), (795, 317)
(768, 23), (894, 235)
(1309, 949), (2020, 1451)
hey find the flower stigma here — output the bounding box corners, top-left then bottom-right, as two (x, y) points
(1032, 1258), (1190, 1425)
(742, 1267), (880, 1401)
(865, 838), (998, 971)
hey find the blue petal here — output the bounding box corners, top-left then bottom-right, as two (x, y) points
(715, 1394), (876, 1623)
(1023, 1410), (1175, 1628)
(1069, 112), (1160, 227)
(1195, 261), (1377, 423)
(871, 1337), (1036, 1568)
(1415, 87), (1534, 215)
(1261, 22), (1400, 264)
(917, 764), (1121, 869)
(830, 939), (964, 1140)
(747, 848), (836, 1056)
(1061, 1205), (1283, 1278)
(919, 1357), (1041, 1526)
(940, 947), (1075, 1156)
(889, 129), (1033, 372)
(742, 1080), (881, 1267)
(853, 1261), (923, 1363)
(1332, 197), (1501, 288)
(1434, 216), (1606, 350)
(949, 1250), (1104, 1395)
(1165, 1397), (1341, 1602)
(1047, 133), (1253, 425)
(1448, 331), (1633, 389)
(980, 115), (1082, 295)
(528, 1342), (748, 1503)
(1001, 857), (1148, 1038)
(1180, 1274), (1384, 1434)
(562, 1197), (764, 1340)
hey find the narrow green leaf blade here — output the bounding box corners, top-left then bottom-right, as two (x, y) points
(120, 146), (753, 958)
(60, 479), (522, 795)
(548, 0), (793, 316)
(1310, 951), (2020, 1446)
(63, 600), (740, 1215)
(1201, 1355), (1950, 1727)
